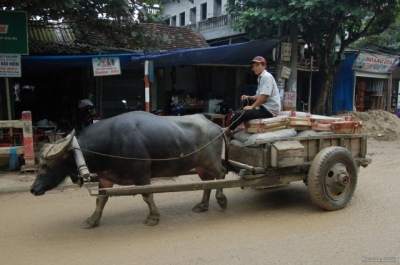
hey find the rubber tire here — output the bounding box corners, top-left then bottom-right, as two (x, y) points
(307, 146), (358, 211)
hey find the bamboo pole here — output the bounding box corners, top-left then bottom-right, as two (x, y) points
(5, 77), (13, 137)
(308, 56), (313, 113)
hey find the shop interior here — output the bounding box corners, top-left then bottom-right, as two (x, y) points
(355, 77), (389, 112)
(1, 68), (87, 148)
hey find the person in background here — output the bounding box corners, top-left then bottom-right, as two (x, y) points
(224, 56), (281, 134)
(77, 92), (95, 129)
(77, 99), (93, 110)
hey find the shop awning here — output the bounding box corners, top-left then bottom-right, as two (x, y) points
(126, 37), (287, 69)
(21, 53), (133, 68)
(20, 37), (287, 69)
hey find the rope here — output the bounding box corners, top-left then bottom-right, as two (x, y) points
(42, 100), (247, 163)
(72, 124), (225, 161)
(38, 143), (59, 169)
(223, 98), (248, 132)
(72, 101), (249, 162)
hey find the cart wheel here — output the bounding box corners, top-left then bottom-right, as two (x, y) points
(307, 146), (358, 211)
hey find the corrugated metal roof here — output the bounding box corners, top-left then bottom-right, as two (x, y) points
(27, 21), (209, 55)
(29, 21), (75, 42)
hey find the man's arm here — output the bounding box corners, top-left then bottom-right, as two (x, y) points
(243, 94), (268, 111)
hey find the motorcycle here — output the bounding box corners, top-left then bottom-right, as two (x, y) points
(122, 94), (143, 112)
(86, 106), (101, 125)
(215, 100), (233, 127)
(122, 98), (163, 116)
(171, 104), (185, 116)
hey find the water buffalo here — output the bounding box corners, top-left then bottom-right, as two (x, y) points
(30, 111), (229, 228)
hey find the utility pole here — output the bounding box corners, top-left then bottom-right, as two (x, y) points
(278, 21), (299, 111)
(287, 21), (298, 95)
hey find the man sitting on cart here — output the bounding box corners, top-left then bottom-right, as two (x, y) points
(224, 56), (281, 134)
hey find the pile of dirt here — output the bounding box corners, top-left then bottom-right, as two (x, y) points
(339, 109), (400, 141)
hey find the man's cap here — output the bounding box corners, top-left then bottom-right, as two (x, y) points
(250, 56), (266, 64)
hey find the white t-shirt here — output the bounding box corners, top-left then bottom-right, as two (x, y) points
(79, 99), (93, 107)
(256, 70), (281, 116)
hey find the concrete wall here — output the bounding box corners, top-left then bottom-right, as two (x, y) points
(161, 0), (228, 26)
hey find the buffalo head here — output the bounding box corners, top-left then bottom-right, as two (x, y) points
(30, 130), (77, 196)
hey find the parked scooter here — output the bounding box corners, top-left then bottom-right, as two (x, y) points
(122, 95), (143, 111)
(215, 99), (233, 127)
(122, 98), (163, 116)
(151, 109), (164, 116)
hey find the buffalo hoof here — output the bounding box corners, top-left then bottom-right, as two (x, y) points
(192, 203), (208, 213)
(217, 195), (228, 210)
(82, 217), (100, 229)
(143, 215), (159, 226)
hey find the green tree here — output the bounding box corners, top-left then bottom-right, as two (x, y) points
(228, 0), (400, 114)
(1, 0), (171, 51)
(352, 13), (400, 55)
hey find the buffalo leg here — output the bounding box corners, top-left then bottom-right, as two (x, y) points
(192, 167), (213, 212)
(142, 193), (161, 226)
(192, 189), (212, 212)
(215, 188), (227, 209)
(206, 161), (228, 209)
(193, 166), (227, 212)
(82, 178), (113, 229)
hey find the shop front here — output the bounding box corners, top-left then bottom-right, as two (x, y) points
(390, 67), (400, 117)
(352, 52), (400, 114)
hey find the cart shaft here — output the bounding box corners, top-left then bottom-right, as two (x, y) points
(92, 174), (305, 196)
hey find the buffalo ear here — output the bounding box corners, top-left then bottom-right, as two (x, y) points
(40, 130), (75, 160)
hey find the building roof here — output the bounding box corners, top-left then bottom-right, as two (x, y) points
(141, 24), (209, 50)
(27, 21), (209, 55)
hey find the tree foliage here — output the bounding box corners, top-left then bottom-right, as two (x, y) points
(227, 0), (400, 114)
(1, 0), (171, 51)
(352, 12), (400, 55)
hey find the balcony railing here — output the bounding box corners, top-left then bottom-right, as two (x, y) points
(184, 14), (240, 32)
(199, 15), (228, 30)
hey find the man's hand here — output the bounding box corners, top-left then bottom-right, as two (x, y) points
(243, 105), (254, 111)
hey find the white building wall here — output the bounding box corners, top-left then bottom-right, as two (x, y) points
(162, 0), (228, 26)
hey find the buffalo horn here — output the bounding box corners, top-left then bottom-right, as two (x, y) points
(41, 130), (75, 160)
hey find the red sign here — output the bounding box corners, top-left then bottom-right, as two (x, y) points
(284, 92), (296, 111)
(352, 52), (400, 73)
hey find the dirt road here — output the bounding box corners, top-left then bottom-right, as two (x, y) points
(1, 139), (399, 265)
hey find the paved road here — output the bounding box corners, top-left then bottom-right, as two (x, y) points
(0, 139), (399, 265)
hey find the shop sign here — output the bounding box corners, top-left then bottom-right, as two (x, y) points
(281, 66), (291, 79)
(0, 54), (21, 77)
(92, 57), (121, 76)
(283, 92), (296, 111)
(397, 88), (400, 117)
(0, 10), (28, 55)
(352, 52), (400, 74)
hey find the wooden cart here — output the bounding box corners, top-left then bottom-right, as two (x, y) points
(90, 134), (371, 211)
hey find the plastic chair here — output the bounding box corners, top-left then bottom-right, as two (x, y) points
(33, 127), (49, 143)
(1, 129), (23, 145)
(11, 128), (23, 145)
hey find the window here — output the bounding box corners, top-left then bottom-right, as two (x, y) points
(201, 3), (207, 20)
(171, 15), (176, 26)
(164, 18), (171, 25)
(190, 7), (196, 24)
(180, 12), (185, 26)
(213, 0), (222, 17)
